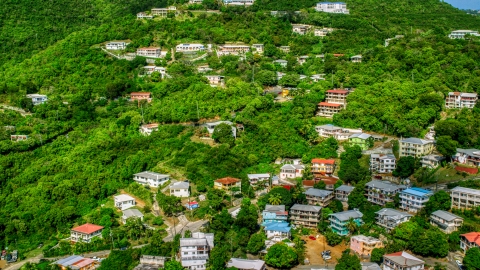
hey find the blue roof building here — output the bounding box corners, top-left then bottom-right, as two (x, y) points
(399, 187), (433, 213)
(261, 205), (288, 225)
(264, 222), (291, 240)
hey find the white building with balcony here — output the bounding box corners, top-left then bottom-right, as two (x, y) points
(420, 154), (445, 168)
(133, 171), (170, 188)
(370, 154), (396, 174)
(450, 186), (480, 209)
(399, 187), (433, 213)
(399, 138), (435, 158)
(453, 148), (480, 167)
(445, 92), (478, 109)
(70, 223), (104, 243)
(289, 204), (322, 228)
(247, 173), (270, 186)
(430, 210), (463, 234)
(375, 208), (412, 231)
(106, 41), (129, 50)
(383, 251), (424, 270)
(114, 194), (136, 210)
(315, 2), (349, 14)
(365, 180), (406, 206)
(280, 164), (305, 180)
(448, 30), (480, 39)
(180, 232), (214, 270)
(176, 43), (205, 52)
(26, 94), (48, 105)
(315, 124), (361, 141)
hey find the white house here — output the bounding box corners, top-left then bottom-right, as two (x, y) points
(205, 75), (225, 86)
(280, 164), (305, 180)
(227, 259), (266, 270)
(292, 24), (312, 35)
(430, 210), (463, 234)
(180, 232), (214, 270)
(139, 123), (159, 136)
(106, 41), (129, 50)
(203, 121), (236, 137)
(370, 154), (396, 173)
(122, 209), (144, 224)
(445, 92), (478, 109)
(176, 43), (205, 52)
(273, 59), (288, 68)
(137, 12), (153, 19)
(169, 181), (190, 197)
(70, 223), (104, 243)
(448, 30), (480, 39)
(114, 194), (136, 210)
(453, 148), (480, 167)
(26, 94), (48, 105)
(252, 44), (264, 54)
(383, 251), (424, 270)
(247, 173), (270, 186)
(399, 188), (433, 213)
(137, 47), (162, 58)
(223, 0), (255, 6)
(315, 2), (350, 14)
(314, 28), (334, 37)
(310, 74), (326, 82)
(133, 171), (170, 188)
(375, 208), (412, 231)
(351, 55), (362, 63)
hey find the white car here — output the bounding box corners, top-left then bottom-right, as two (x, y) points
(456, 260), (463, 269)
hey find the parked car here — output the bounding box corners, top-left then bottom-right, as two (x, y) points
(456, 260), (463, 269)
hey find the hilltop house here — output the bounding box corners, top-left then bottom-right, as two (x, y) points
(315, 124), (362, 140)
(399, 187), (433, 213)
(350, 235), (383, 257)
(136, 47), (162, 58)
(223, 0), (255, 6)
(370, 154), (396, 174)
(180, 232), (214, 269)
(297, 55), (309, 65)
(383, 251), (424, 270)
(314, 28), (334, 37)
(252, 44), (264, 54)
(375, 208), (412, 231)
(227, 259), (265, 270)
(365, 180), (406, 206)
(151, 6), (177, 17)
(310, 74), (326, 82)
(114, 194), (135, 210)
(137, 12), (153, 19)
(26, 94), (48, 105)
(176, 43), (205, 52)
(430, 210), (463, 234)
(205, 75), (225, 86)
(348, 133), (372, 150)
(460, 232), (480, 253)
(311, 159), (336, 177)
(169, 181), (190, 197)
(264, 222), (291, 242)
(280, 164), (305, 180)
(106, 41), (129, 50)
(214, 177), (241, 191)
(139, 123), (159, 136)
(217, 44), (250, 56)
(143, 66), (168, 78)
(70, 223), (104, 243)
(197, 65), (213, 73)
(315, 2), (349, 14)
(130, 92), (152, 102)
(453, 148), (480, 167)
(203, 121), (236, 137)
(133, 171), (170, 188)
(399, 138), (435, 158)
(279, 46), (290, 53)
(335, 185), (354, 201)
(448, 30), (480, 39)
(247, 173), (270, 186)
(317, 89), (351, 118)
(262, 205), (288, 225)
(292, 24), (312, 35)
(305, 188), (334, 207)
(329, 209), (363, 236)
(450, 186), (480, 209)
(122, 209), (144, 224)
(273, 59), (288, 68)
(289, 204), (322, 228)
(445, 92), (478, 109)
(351, 55), (362, 63)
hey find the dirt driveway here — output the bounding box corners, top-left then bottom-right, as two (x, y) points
(302, 234), (348, 265)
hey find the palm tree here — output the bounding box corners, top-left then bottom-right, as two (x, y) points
(268, 193), (282, 205)
(346, 218), (358, 235)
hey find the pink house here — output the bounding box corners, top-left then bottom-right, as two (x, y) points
(130, 92), (152, 103)
(350, 235), (383, 257)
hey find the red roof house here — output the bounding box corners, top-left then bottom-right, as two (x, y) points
(214, 177), (241, 190)
(70, 223), (104, 243)
(461, 232), (480, 252)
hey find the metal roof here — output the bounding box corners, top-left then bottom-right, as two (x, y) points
(114, 194), (135, 202)
(247, 173), (270, 179)
(329, 210), (363, 221)
(335, 185), (354, 192)
(431, 210), (463, 222)
(291, 204), (322, 212)
(400, 137), (433, 145)
(305, 188), (333, 198)
(123, 209), (144, 219)
(365, 180), (405, 192)
(383, 251), (424, 267)
(349, 133), (371, 140)
(227, 258), (265, 270)
(264, 205), (286, 212)
(451, 186), (480, 196)
(134, 171), (169, 179)
(375, 208), (412, 219)
(361, 262), (381, 270)
(264, 222), (291, 233)
(170, 181), (190, 189)
(56, 255), (84, 267)
(400, 187), (433, 197)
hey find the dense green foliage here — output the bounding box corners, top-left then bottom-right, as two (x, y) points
(264, 242), (298, 268)
(464, 247), (480, 270)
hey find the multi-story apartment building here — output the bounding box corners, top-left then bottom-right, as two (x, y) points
(305, 188), (334, 207)
(289, 204), (322, 228)
(450, 186), (480, 209)
(445, 92), (478, 109)
(70, 223), (104, 243)
(448, 30), (480, 39)
(460, 232), (480, 253)
(399, 187), (433, 213)
(370, 154), (396, 174)
(317, 104), (340, 117)
(176, 43), (205, 52)
(329, 209), (363, 236)
(375, 208), (412, 231)
(365, 180), (406, 206)
(133, 171), (169, 188)
(311, 159), (336, 177)
(399, 138), (435, 158)
(350, 235), (384, 257)
(280, 164), (305, 180)
(383, 251), (424, 270)
(26, 94), (48, 105)
(317, 89), (352, 117)
(453, 148), (480, 167)
(335, 185), (354, 201)
(151, 6), (177, 17)
(325, 89), (349, 105)
(227, 259), (265, 270)
(214, 177), (241, 191)
(262, 205), (288, 225)
(180, 232), (214, 270)
(430, 210), (463, 234)
(136, 47), (162, 58)
(315, 2), (350, 14)
(420, 154), (445, 168)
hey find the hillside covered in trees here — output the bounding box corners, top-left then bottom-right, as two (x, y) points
(0, 0), (480, 262)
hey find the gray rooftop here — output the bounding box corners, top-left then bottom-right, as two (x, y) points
(281, 164), (305, 170)
(247, 173), (270, 180)
(316, 124), (343, 131)
(123, 209), (144, 219)
(330, 210), (363, 221)
(366, 180), (405, 192)
(400, 137), (433, 145)
(170, 181), (189, 189)
(383, 251), (424, 267)
(291, 204), (322, 213)
(456, 148), (480, 158)
(349, 133), (371, 140)
(451, 186), (480, 196)
(227, 258), (265, 270)
(305, 188), (333, 198)
(265, 205), (286, 212)
(134, 171), (169, 179)
(335, 185), (354, 192)
(361, 262), (381, 270)
(376, 208), (412, 219)
(56, 255), (83, 267)
(431, 210), (463, 222)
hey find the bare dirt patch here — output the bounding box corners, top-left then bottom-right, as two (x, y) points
(120, 190), (146, 208)
(302, 234), (348, 265)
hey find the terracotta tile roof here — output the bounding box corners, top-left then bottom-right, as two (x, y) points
(318, 102), (342, 107)
(462, 232), (480, 246)
(312, 159), (336, 164)
(320, 177), (338, 185)
(72, 223), (104, 234)
(302, 180), (316, 187)
(215, 177), (241, 185)
(333, 54), (345, 57)
(327, 89), (349, 94)
(71, 258), (96, 268)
